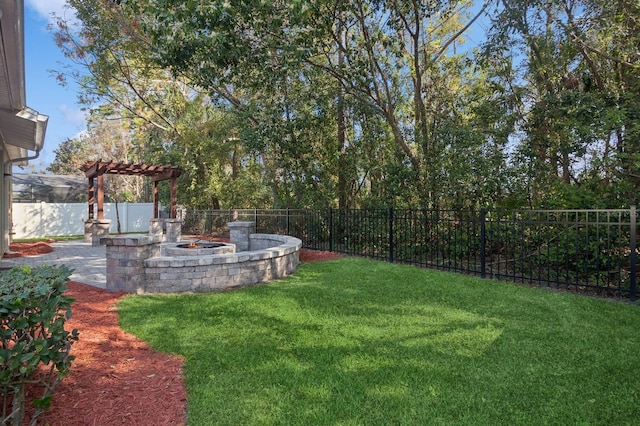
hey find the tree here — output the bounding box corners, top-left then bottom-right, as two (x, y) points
(60, 0), (638, 210)
(125, 0), (498, 208)
(52, 0), (273, 209)
(485, 0), (640, 208)
(47, 138), (89, 175)
(48, 113), (149, 204)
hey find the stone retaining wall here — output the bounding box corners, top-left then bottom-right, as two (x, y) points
(102, 233), (301, 294)
(249, 234), (292, 250)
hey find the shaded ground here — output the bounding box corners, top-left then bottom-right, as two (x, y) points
(8, 240), (340, 425)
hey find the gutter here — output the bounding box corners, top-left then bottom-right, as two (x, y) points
(2, 106), (48, 173)
(4, 147), (41, 176)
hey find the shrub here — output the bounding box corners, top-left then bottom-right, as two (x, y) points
(0, 265), (79, 426)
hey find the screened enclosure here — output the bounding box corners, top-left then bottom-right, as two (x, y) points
(12, 173), (87, 203)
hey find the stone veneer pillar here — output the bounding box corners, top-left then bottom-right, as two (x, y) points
(228, 221), (255, 252)
(149, 218), (164, 236)
(102, 234), (162, 293)
(84, 219), (111, 246)
(83, 220), (93, 243)
(165, 219), (182, 242)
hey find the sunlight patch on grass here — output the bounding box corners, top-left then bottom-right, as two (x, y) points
(366, 382), (410, 398)
(118, 257), (640, 425)
(417, 323), (503, 357)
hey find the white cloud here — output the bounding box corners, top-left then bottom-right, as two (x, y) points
(59, 104), (86, 125)
(25, 0), (76, 25)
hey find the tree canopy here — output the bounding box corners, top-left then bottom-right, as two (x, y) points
(48, 0), (640, 210)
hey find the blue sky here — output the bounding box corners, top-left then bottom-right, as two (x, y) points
(24, 0), (84, 171)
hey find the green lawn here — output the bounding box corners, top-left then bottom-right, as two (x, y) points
(117, 257), (640, 425)
(14, 235), (84, 243)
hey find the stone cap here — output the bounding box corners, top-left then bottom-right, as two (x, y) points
(249, 234), (302, 253)
(85, 219), (112, 224)
(145, 234), (301, 268)
(227, 221), (255, 228)
(101, 234), (164, 246)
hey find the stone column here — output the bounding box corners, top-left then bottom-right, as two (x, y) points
(149, 218), (164, 236)
(102, 234), (163, 293)
(84, 219), (111, 246)
(165, 219), (182, 242)
(83, 220), (93, 243)
(228, 221), (254, 252)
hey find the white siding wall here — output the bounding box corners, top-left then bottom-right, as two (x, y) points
(12, 203), (156, 238)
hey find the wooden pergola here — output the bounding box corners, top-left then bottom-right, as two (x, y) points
(79, 160), (182, 220)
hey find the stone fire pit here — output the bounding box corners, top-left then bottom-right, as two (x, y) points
(102, 221), (301, 294)
(165, 241), (236, 256)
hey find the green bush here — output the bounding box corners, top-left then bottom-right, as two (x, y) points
(0, 265), (79, 426)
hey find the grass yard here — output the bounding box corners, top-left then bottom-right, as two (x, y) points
(118, 257), (640, 425)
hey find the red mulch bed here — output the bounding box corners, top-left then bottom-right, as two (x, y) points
(7, 240), (340, 425)
(32, 282), (187, 426)
(299, 249), (342, 262)
(4, 241), (54, 258)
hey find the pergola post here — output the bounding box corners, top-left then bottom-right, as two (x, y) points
(153, 181), (159, 219)
(171, 176), (178, 219)
(97, 174), (105, 220)
(88, 177), (95, 220)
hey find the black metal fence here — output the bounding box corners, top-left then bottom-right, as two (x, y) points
(181, 208), (639, 300)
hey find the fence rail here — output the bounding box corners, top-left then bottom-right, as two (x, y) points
(181, 207), (639, 300)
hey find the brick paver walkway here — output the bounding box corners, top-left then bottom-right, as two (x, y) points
(1, 240), (106, 288)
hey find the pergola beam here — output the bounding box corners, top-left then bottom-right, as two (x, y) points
(152, 169), (181, 182)
(80, 160), (182, 221)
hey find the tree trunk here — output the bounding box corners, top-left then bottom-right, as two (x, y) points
(337, 21), (348, 210)
(115, 199), (122, 234)
(10, 384), (25, 426)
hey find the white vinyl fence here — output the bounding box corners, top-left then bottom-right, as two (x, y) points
(12, 202), (157, 239)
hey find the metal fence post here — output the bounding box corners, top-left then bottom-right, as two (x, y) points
(329, 208), (334, 252)
(480, 208), (486, 279)
(630, 206), (637, 301)
(389, 207), (394, 263)
(286, 208), (290, 235)
(175, 206), (640, 300)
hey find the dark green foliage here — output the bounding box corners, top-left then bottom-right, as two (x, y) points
(270, 207), (636, 297)
(53, 0), (640, 210)
(0, 265), (79, 426)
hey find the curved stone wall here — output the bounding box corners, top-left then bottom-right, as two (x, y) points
(164, 242), (236, 256)
(101, 233), (301, 294)
(143, 234), (301, 293)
